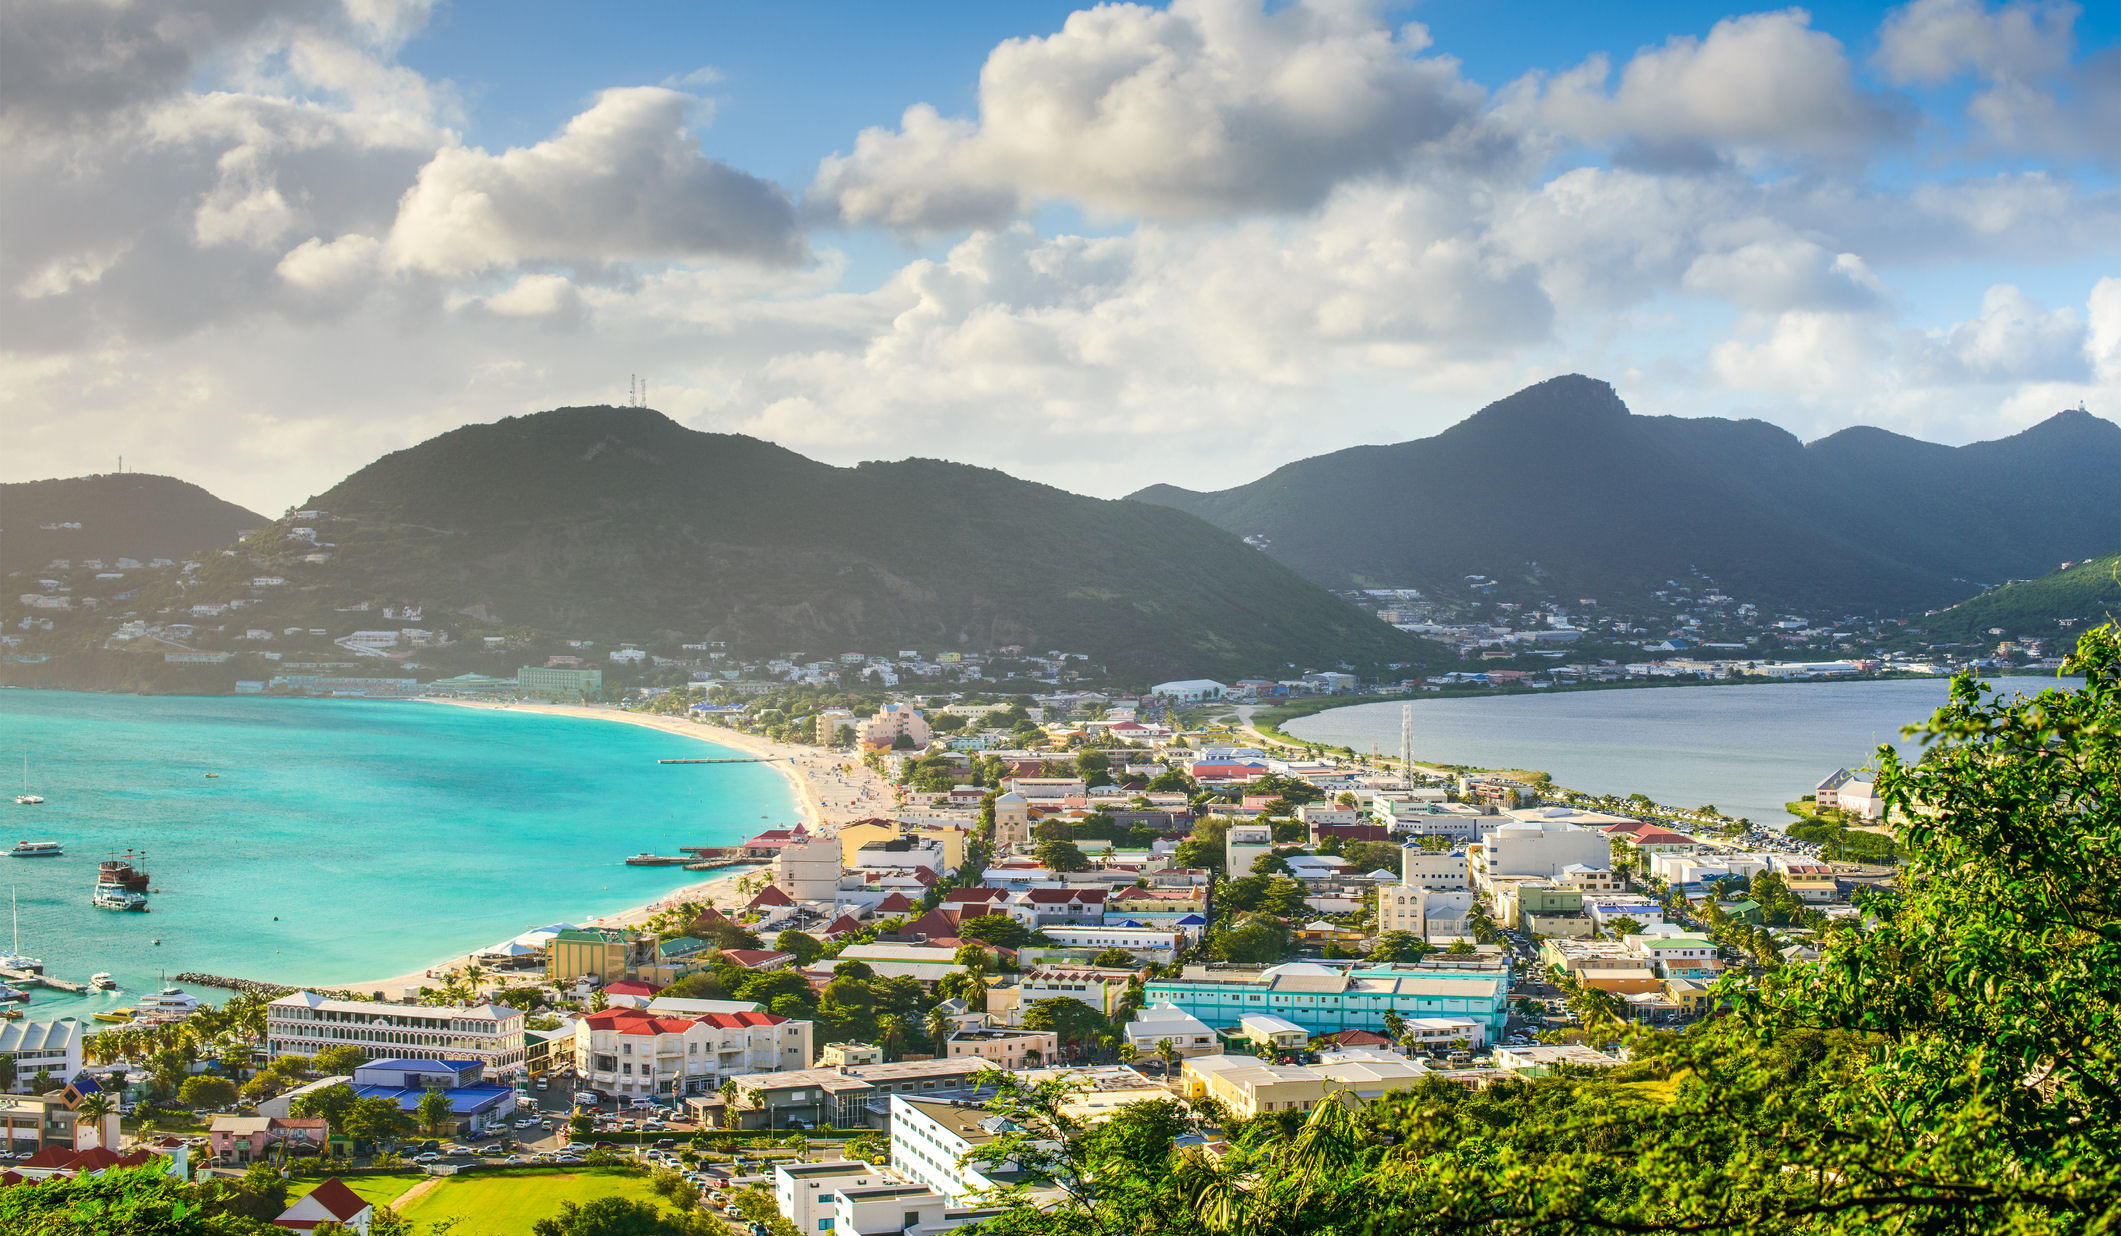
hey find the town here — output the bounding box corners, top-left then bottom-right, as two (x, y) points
(0, 689), (1899, 1234)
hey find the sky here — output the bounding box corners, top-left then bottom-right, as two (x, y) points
(3, 0), (2118, 515)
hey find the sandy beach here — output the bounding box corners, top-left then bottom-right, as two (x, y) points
(319, 700), (892, 998)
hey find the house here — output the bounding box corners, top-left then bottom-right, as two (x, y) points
(944, 1028), (1059, 1070)
(1007, 887), (1107, 927)
(208, 1115), (328, 1165)
(274, 1177), (373, 1233)
(1123, 1003), (1222, 1062)
(1240, 1014), (1311, 1051)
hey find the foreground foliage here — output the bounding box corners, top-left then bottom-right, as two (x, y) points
(965, 626), (2121, 1235)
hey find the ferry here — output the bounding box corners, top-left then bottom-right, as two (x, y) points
(89, 972), (116, 990)
(7, 841), (61, 858)
(92, 887), (149, 912)
(133, 987), (203, 1022)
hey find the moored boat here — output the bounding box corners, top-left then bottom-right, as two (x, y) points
(15, 756), (41, 805)
(133, 987), (202, 1021)
(92, 886), (149, 912)
(93, 1008), (134, 1023)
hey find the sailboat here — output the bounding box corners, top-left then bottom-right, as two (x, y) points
(0, 887), (42, 974)
(15, 756), (42, 805)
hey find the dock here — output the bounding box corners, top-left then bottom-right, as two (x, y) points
(0, 968), (89, 993)
(624, 855), (693, 867)
(656, 756), (790, 765)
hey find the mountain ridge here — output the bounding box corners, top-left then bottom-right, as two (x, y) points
(1, 473), (266, 570)
(1130, 375), (2121, 615)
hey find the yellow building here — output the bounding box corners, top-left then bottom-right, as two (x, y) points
(834, 820), (969, 871)
(547, 929), (711, 987)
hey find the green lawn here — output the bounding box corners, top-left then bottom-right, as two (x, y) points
(392, 1167), (669, 1235)
(290, 1172), (427, 1209)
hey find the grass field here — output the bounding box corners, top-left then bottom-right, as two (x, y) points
(392, 1167), (668, 1235)
(289, 1172), (427, 1208)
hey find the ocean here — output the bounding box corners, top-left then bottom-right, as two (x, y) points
(0, 691), (794, 1022)
(1283, 676), (2083, 828)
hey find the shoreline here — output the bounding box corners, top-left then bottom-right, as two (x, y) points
(311, 700), (891, 998)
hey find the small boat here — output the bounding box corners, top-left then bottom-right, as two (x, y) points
(89, 972), (116, 990)
(15, 757), (41, 806)
(0, 984), (29, 1003)
(204, 773), (219, 778)
(92, 887), (149, 912)
(93, 1008), (134, 1023)
(6, 841), (61, 858)
(2, 888), (39, 974)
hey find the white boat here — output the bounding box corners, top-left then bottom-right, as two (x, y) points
(2, 887), (41, 974)
(89, 972), (116, 990)
(6, 841), (61, 857)
(92, 886), (149, 912)
(133, 986), (203, 1021)
(15, 756), (41, 806)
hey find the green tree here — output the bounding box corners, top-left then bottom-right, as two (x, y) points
(1088, 948), (1138, 969)
(1367, 931), (1430, 964)
(773, 929), (825, 966)
(311, 1044), (369, 1076)
(416, 1084), (453, 1137)
(288, 1082), (358, 1128)
(959, 915), (1032, 949)
(1603, 915), (1645, 938)
(177, 1075), (238, 1110)
(1036, 839), (1092, 872)
(343, 1094), (414, 1144)
(1022, 997), (1107, 1051)
(530, 1196), (697, 1236)
(1206, 912), (1289, 964)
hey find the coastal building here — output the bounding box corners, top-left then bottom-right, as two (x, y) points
(816, 709), (858, 746)
(574, 1007), (813, 1101)
(0, 1020), (83, 1093)
(775, 1160), (896, 1235)
(888, 1095), (1040, 1203)
(836, 819), (972, 871)
(1142, 962), (1505, 1042)
(1474, 819), (1613, 883)
(944, 1028), (1058, 1070)
(266, 993), (526, 1071)
(692, 1057), (993, 1131)
(774, 836), (844, 903)
(1814, 768), (1885, 819)
(208, 1115), (328, 1165)
(1123, 1003), (1222, 1061)
(349, 1059), (518, 1137)
(515, 665), (603, 702)
(547, 927), (711, 988)
(0, 1093), (109, 1155)
(1148, 680), (1227, 703)
(857, 703), (931, 749)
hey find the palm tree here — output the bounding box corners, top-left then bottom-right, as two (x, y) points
(1116, 1043), (1138, 1067)
(1156, 1038), (1180, 1078)
(75, 1092), (116, 1146)
(718, 1078), (740, 1130)
(924, 1007), (953, 1053)
(876, 1015), (906, 1062)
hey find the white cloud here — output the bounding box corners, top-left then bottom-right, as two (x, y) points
(1926, 283), (2086, 380)
(1535, 10), (1908, 166)
(1682, 241), (1883, 313)
(811, 0), (1488, 230)
(385, 87), (805, 276)
(471, 273), (587, 327)
(1874, 0), (2077, 84)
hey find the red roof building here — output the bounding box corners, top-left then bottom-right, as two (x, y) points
(718, 949), (794, 971)
(747, 885), (794, 908)
(873, 891), (915, 914)
(602, 979), (660, 999)
(275, 1177), (373, 1231)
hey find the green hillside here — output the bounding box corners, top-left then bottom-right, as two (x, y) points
(1, 474), (265, 571)
(212, 406), (1445, 681)
(1131, 376), (2121, 616)
(1912, 552), (2121, 648)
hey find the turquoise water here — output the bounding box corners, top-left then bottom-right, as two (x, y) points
(0, 692), (795, 1022)
(1285, 677), (2083, 829)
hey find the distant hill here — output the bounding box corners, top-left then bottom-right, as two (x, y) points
(220, 406), (1444, 680)
(1913, 552), (2121, 648)
(1130, 376), (2121, 616)
(1, 474), (264, 571)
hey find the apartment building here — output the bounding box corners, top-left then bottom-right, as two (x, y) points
(574, 1008), (813, 1101)
(266, 992), (525, 1070)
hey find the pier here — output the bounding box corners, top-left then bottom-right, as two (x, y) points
(655, 756), (791, 764)
(0, 968), (90, 993)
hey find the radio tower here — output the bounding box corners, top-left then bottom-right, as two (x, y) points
(1400, 702), (1415, 786)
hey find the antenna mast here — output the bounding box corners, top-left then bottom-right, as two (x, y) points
(1400, 702), (1414, 787)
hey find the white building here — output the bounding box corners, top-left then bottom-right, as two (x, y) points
(889, 1095), (1043, 1204)
(574, 1007), (813, 1101)
(1149, 679), (1227, 703)
(1226, 822), (1274, 876)
(1034, 925), (1185, 962)
(776, 1160), (896, 1235)
(774, 837), (844, 903)
(1123, 1002), (1222, 1061)
(859, 703), (931, 749)
(0, 1020), (82, 1093)
(1398, 850), (1470, 890)
(266, 993), (525, 1070)
(1478, 820), (1613, 882)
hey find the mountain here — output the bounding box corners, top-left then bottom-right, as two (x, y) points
(1, 474), (265, 571)
(1911, 552), (2121, 648)
(1130, 376), (2121, 616)
(232, 406), (1442, 680)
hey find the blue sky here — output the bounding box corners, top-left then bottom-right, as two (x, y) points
(4, 0), (2118, 512)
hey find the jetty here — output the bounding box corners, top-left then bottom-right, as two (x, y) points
(624, 855), (692, 867)
(0, 967), (89, 993)
(656, 756), (790, 765)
